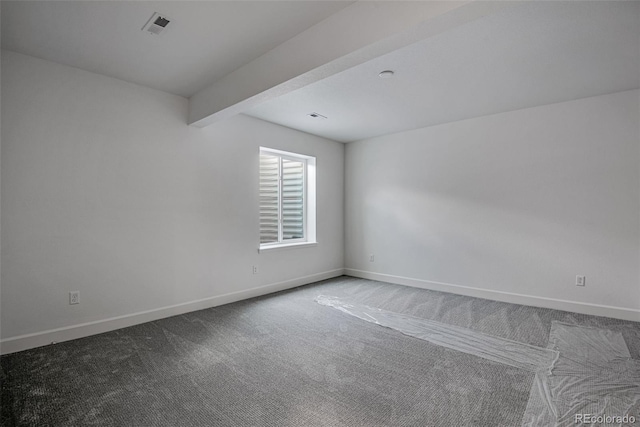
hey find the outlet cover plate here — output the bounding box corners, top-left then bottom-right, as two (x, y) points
(69, 291), (80, 305)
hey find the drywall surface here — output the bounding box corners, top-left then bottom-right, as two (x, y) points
(346, 90), (640, 313)
(1, 50), (344, 341)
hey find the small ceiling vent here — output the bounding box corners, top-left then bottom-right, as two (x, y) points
(142, 12), (171, 36)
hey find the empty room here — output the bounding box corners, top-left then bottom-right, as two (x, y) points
(1, 1), (639, 426)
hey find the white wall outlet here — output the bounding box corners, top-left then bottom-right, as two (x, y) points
(576, 275), (586, 287)
(369, 254), (375, 262)
(252, 265), (258, 274)
(69, 291), (80, 305)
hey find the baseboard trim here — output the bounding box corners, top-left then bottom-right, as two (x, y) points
(344, 269), (640, 322)
(0, 268), (345, 355)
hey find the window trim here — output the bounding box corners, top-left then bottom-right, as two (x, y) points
(259, 147), (316, 251)
(258, 241), (318, 253)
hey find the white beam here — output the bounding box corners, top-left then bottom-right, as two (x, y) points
(188, 1), (513, 127)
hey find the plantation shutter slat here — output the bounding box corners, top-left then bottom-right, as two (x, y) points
(259, 154), (279, 244)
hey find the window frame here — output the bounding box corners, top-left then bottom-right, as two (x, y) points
(259, 147), (316, 252)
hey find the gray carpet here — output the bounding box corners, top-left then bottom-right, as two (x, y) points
(2, 276), (639, 426)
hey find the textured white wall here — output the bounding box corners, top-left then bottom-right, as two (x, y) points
(346, 90), (640, 312)
(0, 51), (344, 340)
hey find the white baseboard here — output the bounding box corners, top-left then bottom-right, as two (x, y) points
(0, 269), (344, 355)
(344, 269), (640, 322)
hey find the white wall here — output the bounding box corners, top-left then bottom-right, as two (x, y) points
(0, 51), (344, 349)
(346, 90), (640, 319)
(2, 48), (638, 354)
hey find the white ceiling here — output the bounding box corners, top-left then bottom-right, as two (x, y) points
(246, 1), (640, 142)
(1, 1), (352, 97)
(2, 1), (639, 143)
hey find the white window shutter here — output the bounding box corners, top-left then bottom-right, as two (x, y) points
(260, 148), (313, 249)
(282, 159), (304, 240)
(259, 154), (279, 244)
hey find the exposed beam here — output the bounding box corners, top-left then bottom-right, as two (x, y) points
(188, 1), (513, 128)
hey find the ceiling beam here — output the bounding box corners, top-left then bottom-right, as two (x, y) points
(188, 0), (513, 128)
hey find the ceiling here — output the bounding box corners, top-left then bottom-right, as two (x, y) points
(246, 1), (640, 142)
(2, 1), (639, 143)
(1, 1), (352, 97)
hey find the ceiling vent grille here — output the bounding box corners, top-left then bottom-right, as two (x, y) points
(142, 12), (171, 36)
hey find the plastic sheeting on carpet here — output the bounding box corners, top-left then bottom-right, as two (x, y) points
(315, 295), (557, 373)
(316, 296), (640, 427)
(522, 322), (640, 427)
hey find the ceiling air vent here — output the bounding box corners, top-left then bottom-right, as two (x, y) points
(142, 12), (171, 36)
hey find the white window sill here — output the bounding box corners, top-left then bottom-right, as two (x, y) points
(258, 241), (317, 253)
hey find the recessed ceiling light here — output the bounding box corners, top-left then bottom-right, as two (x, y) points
(308, 112), (327, 119)
(378, 70), (395, 78)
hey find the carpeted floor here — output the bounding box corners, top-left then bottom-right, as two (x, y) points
(2, 276), (639, 426)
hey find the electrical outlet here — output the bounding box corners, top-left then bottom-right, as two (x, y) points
(369, 254), (375, 262)
(576, 275), (586, 287)
(69, 291), (80, 305)
(253, 265), (258, 274)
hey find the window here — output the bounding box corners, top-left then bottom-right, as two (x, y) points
(259, 147), (316, 250)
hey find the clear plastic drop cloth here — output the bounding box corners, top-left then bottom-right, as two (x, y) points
(522, 322), (640, 427)
(315, 296), (640, 427)
(315, 295), (558, 373)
